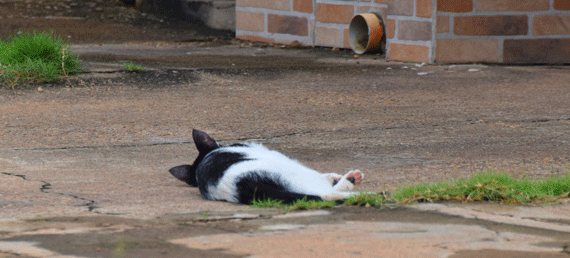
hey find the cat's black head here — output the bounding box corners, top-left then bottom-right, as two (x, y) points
(169, 129), (220, 187)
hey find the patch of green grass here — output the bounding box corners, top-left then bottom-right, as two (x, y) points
(344, 192), (393, 207)
(251, 172), (570, 210)
(251, 198), (287, 208)
(392, 172), (570, 204)
(252, 197), (336, 212)
(121, 61), (146, 72)
(252, 193), (388, 211)
(285, 198), (337, 211)
(0, 31), (81, 88)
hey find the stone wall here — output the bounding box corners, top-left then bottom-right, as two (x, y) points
(236, 0), (570, 64)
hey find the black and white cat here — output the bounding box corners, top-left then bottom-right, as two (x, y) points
(169, 129), (364, 204)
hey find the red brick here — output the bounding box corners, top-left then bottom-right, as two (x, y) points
(474, 0), (548, 11)
(554, 0), (570, 10)
(416, 0), (433, 18)
(504, 39), (570, 64)
(437, 0), (472, 13)
(236, 35), (275, 44)
(388, 43), (429, 63)
(437, 16), (449, 33)
(316, 3), (354, 24)
(374, 0), (388, 3)
(268, 14), (309, 36)
(315, 26), (344, 47)
(533, 15), (570, 35)
(398, 20), (432, 41)
(387, 0), (414, 16)
(237, 0), (290, 11)
(385, 19), (395, 39)
(454, 15), (528, 36)
(236, 11), (264, 32)
(436, 39), (499, 63)
(293, 0), (313, 13)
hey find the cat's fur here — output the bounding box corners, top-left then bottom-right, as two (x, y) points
(169, 129), (364, 204)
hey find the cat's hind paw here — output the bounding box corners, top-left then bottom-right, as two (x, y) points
(346, 170), (363, 185)
(333, 170), (364, 192)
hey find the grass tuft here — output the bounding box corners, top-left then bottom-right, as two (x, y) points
(0, 31), (81, 88)
(121, 61), (146, 72)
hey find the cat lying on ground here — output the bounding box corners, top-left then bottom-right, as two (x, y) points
(169, 129), (364, 204)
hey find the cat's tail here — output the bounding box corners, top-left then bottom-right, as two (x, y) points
(169, 165), (198, 187)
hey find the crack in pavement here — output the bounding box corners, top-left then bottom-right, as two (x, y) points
(0, 250), (21, 257)
(520, 118), (570, 124)
(5, 132), (308, 152)
(562, 244), (570, 255)
(9, 140), (195, 152)
(1, 172), (120, 216)
(5, 115), (570, 152)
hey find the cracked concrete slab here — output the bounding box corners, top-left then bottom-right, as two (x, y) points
(170, 221), (562, 258)
(1, 206), (569, 258)
(411, 203), (570, 233)
(0, 145), (253, 220)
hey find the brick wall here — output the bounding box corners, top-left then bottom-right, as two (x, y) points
(436, 0), (570, 63)
(236, 0), (313, 45)
(236, 0), (570, 64)
(384, 0), (434, 63)
(235, 0), (390, 48)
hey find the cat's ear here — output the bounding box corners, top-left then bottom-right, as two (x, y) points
(169, 164), (198, 187)
(192, 129), (219, 154)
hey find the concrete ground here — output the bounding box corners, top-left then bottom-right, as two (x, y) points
(1, 44), (570, 257)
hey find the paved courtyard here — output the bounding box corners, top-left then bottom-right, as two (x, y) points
(0, 43), (569, 257)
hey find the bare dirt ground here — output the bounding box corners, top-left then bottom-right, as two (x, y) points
(1, 1), (570, 258)
(0, 0), (233, 43)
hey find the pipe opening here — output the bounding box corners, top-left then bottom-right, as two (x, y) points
(349, 13), (385, 55)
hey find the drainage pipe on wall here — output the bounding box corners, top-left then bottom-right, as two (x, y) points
(348, 13), (385, 54)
